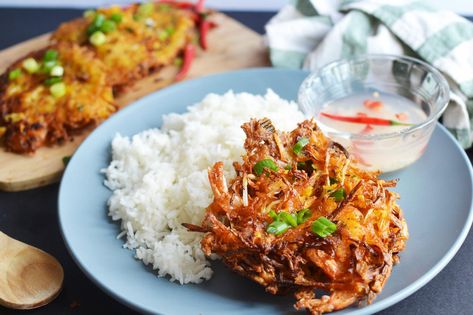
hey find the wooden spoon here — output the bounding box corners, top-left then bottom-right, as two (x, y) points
(0, 231), (64, 310)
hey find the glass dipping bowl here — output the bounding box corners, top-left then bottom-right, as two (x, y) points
(298, 55), (450, 173)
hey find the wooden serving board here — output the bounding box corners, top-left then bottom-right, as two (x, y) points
(0, 13), (269, 192)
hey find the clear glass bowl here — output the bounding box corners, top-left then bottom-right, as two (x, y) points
(298, 54), (450, 173)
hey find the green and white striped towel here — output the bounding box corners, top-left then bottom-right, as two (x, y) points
(266, 0), (473, 148)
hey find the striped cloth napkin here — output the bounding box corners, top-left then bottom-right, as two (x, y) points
(265, 0), (473, 148)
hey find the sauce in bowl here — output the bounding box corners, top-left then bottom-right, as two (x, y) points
(298, 55), (450, 173)
(317, 91), (429, 172)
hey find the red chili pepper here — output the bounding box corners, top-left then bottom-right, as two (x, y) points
(363, 99), (383, 110)
(395, 112), (409, 121)
(360, 124), (374, 134)
(319, 112), (413, 126)
(175, 44), (195, 81)
(208, 21), (218, 29)
(199, 19), (210, 50)
(195, 0), (206, 13)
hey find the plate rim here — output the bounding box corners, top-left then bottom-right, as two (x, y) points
(58, 67), (473, 315)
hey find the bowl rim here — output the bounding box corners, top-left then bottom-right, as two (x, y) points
(298, 54), (451, 140)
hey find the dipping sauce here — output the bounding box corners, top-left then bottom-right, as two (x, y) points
(317, 91), (429, 172)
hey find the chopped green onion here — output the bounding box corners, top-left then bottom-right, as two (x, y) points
(43, 49), (58, 62)
(83, 9), (95, 18)
(284, 164), (292, 171)
(311, 217), (337, 237)
(89, 31), (107, 46)
(329, 177), (338, 185)
(110, 13), (123, 24)
(8, 69), (22, 80)
(174, 57), (183, 67)
(50, 65), (64, 77)
(280, 212), (297, 227)
(266, 221), (290, 236)
(253, 159), (278, 176)
(158, 26), (175, 40)
(293, 137), (309, 155)
(44, 77), (62, 86)
(158, 30), (169, 41)
(22, 58), (40, 73)
(62, 155), (71, 166)
(50, 82), (66, 98)
(41, 60), (57, 74)
(101, 19), (117, 33)
(157, 3), (171, 11)
(296, 208), (311, 225)
(330, 188), (346, 202)
(92, 13), (106, 28)
(268, 210), (278, 220)
(87, 13), (106, 35)
(136, 2), (154, 19)
(165, 26), (175, 36)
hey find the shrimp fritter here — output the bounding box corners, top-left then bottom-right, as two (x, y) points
(52, 3), (195, 89)
(0, 43), (115, 153)
(186, 119), (408, 314)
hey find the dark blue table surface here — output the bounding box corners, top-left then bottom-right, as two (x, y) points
(0, 8), (472, 315)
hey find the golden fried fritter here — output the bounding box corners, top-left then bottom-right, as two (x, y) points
(187, 119), (408, 314)
(52, 3), (195, 89)
(0, 43), (115, 153)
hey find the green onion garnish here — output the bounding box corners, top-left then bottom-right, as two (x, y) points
(266, 221), (290, 236)
(101, 20), (117, 33)
(268, 210), (278, 220)
(311, 217), (337, 237)
(284, 164), (292, 171)
(50, 65), (64, 77)
(110, 13), (123, 24)
(136, 2), (154, 19)
(158, 30), (169, 41)
(44, 77), (62, 86)
(92, 13), (106, 28)
(253, 159), (278, 175)
(329, 177), (338, 185)
(174, 57), (183, 66)
(296, 208), (311, 225)
(293, 137), (309, 155)
(43, 49), (58, 62)
(22, 58), (40, 74)
(50, 82), (66, 98)
(89, 31), (107, 46)
(330, 188), (346, 202)
(165, 26), (175, 36)
(87, 13), (106, 35)
(41, 60), (57, 74)
(83, 10), (95, 18)
(157, 3), (171, 11)
(8, 68), (22, 80)
(280, 212), (297, 227)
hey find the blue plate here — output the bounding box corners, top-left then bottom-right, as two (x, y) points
(59, 68), (473, 315)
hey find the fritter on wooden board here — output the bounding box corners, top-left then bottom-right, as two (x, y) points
(52, 2), (195, 89)
(0, 43), (115, 153)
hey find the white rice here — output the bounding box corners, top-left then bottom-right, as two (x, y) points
(103, 90), (305, 284)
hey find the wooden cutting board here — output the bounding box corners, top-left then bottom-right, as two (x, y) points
(0, 13), (269, 192)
